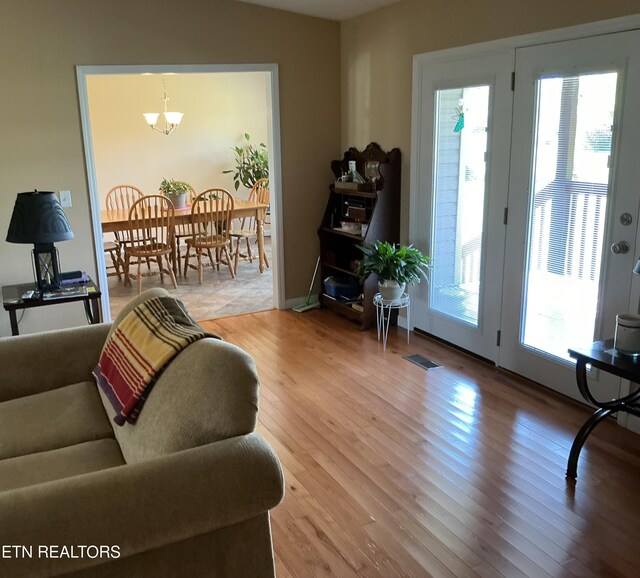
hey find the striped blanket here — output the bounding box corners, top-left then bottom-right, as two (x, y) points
(93, 296), (215, 425)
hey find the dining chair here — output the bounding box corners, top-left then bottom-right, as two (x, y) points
(103, 240), (121, 280)
(105, 185), (145, 268)
(123, 195), (178, 294)
(230, 178), (270, 274)
(183, 189), (236, 282)
(173, 181), (198, 272)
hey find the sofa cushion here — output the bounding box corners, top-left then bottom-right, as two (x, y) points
(0, 439), (124, 492)
(0, 381), (114, 460)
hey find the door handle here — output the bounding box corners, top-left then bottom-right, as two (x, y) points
(610, 241), (630, 254)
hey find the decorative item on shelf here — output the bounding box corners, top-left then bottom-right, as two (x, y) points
(335, 160), (374, 191)
(334, 181), (373, 192)
(339, 221), (361, 234)
(143, 75), (183, 136)
(159, 178), (190, 209)
(347, 203), (367, 222)
(357, 240), (430, 301)
(222, 132), (269, 191)
(364, 161), (380, 190)
(6, 190), (74, 292)
(348, 160), (365, 184)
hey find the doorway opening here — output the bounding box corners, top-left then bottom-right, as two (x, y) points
(77, 64), (284, 322)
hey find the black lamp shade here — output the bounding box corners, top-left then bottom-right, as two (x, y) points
(6, 191), (74, 292)
(6, 191), (74, 244)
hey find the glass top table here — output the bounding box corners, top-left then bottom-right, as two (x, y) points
(1, 278), (102, 336)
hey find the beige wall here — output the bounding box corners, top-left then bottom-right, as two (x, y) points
(0, 0), (340, 336)
(88, 72), (269, 203)
(340, 0), (640, 240)
(5, 0), (635, 337)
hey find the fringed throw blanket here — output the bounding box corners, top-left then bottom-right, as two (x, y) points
(93, 296), (215, 425)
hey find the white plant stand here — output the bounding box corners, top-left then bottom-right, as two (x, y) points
(374, 292), (410, 351)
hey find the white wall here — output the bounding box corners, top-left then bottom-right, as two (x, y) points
(87, 72), (269, 206)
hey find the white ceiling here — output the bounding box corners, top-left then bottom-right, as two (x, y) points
(237, 0), (401, 21)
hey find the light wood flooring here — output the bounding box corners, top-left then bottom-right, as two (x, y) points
(200, 309), (640, 578)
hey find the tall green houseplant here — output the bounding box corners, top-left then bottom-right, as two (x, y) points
(223, 132), (269, 191)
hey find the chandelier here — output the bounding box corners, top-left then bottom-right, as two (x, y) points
(143, 76), (183, 135)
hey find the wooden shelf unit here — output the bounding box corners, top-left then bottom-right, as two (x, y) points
(318, 143), (401, 329)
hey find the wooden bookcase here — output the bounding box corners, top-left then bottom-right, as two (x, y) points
(318, 143), (401, 329)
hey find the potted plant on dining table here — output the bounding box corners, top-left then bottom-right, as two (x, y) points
(159, 178), (190, 209)
(357, 240), (431, 301)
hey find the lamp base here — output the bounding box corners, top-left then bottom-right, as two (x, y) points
(32, 243), (61, 292)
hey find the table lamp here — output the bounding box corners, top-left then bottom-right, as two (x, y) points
(6, 190), (74, 292)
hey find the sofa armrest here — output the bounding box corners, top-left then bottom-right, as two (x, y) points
(0, 323), (111, 403)
(0, 432), (284, 577)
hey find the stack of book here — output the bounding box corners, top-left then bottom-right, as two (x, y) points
(60, 271), (89, 285)
(42, 286), (88, 300)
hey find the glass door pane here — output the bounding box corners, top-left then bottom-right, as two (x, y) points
(522, 72), (617, 362)
(431, 86), (490, 327)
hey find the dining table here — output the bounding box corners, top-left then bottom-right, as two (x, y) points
(100, 198), (269, 274)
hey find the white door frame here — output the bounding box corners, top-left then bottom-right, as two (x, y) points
(410, 14), (640, 334)
(76, 63), (285, 321)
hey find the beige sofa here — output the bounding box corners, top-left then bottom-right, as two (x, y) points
(0, 289), (284, 577)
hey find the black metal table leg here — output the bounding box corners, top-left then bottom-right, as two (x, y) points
(91, 297), (101, 324)
(566, 407), (614, 479)
(567, 340), (640, 481)
(9, 310), (19, 336)
(84, 297), (102, 325)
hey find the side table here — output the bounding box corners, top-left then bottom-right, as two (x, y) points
(2, 278), (102, 336)
(374, 292), (410, 351)
(566, 339), (640, 480)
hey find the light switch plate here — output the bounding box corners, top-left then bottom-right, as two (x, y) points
(59, 190), (72, 207)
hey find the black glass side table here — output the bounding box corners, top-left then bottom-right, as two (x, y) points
(566, 339), (640, 480)
(1, 278), (102, 336)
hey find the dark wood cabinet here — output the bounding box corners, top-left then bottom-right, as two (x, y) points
(318, 142), (401, 329)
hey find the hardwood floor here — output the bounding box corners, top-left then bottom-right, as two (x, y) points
(200, 309), (640, 578)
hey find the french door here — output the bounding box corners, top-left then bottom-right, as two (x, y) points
(412, 51), (513, 361)
(500, 31), (640, 401)
(413, 29), (640, 403)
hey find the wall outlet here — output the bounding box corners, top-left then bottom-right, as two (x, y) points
(59, 190), (72, 207)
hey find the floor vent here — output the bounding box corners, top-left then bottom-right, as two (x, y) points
(404, 354), (441, 370)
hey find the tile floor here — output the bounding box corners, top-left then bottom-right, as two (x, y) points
(106, 238), (273, 322)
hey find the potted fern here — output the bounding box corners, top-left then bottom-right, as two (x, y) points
(222, 132), (269, 191)
(159, 178), (190, 209)
(357, 240), (431, 300)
